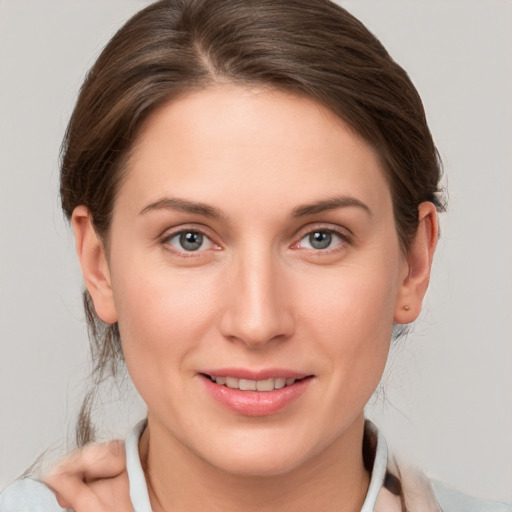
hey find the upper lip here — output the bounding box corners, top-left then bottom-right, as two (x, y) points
(198, 368), (311, 380)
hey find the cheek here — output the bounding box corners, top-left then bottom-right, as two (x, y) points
(296, 257), (400, 392)
(301, 263), (397, 341)
(299, 277), (393, 434)
(109, 259), (220, 381)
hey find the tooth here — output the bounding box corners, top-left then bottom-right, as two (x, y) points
(274, 378), (286, 389)
(215, 376), (226, 385)
(226, 377), (239, 389)
(285, 378), (296, 386)
(239, 379), (257, 391)
(256, 378), (275, 391)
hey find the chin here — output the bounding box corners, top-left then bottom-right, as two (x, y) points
(209, 449), (309, 478)
(192, 428), (320, 478)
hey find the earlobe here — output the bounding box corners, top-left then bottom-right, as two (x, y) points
(394, 202), (438, 324)
(71, 206), (118, 324)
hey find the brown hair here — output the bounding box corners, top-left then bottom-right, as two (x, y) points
(60, 0), (445, 446)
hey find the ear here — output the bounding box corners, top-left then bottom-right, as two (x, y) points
(394, 202), (438, 324)
(71, 206), (118, 324)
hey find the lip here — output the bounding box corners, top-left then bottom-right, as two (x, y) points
(198, 368), (313, 417)
(198, 367), (309, 380)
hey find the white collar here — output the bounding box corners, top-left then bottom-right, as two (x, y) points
(361, 421), (389, 512)
(126, 421), (152, 512)
(125, 419), (390, 512)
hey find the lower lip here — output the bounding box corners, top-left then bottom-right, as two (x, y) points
(200, 375), (312, 416)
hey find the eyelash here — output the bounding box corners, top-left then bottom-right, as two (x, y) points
(160, 226), (220, 257)
(160, 226), (351, 256)
(293, 227), (350, 254)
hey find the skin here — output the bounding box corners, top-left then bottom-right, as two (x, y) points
(69, 85), (437, 511)
(44, 441), (131, 512)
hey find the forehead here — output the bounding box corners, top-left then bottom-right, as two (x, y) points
(120, 85), (391, 218)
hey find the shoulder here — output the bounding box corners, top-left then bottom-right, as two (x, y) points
(432, 480), (512, 512)
(0, 478), (64, 512)
(385, 451), (511, 512)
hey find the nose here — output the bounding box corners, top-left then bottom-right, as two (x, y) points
(219, 248), (295, 348)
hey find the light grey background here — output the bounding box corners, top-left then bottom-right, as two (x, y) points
(1, 0), (511, 502)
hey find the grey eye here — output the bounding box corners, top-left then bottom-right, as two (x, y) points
(308, 231), (332, 249)
(179, 231), (204, 251)
(165, 229), (218, 255)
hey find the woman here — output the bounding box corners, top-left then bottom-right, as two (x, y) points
(0, 1), (510, 511)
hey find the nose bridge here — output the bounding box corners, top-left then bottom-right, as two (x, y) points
(220, 242), (293, 347)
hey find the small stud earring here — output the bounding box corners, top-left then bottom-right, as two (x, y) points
(403, 305), (410, 311)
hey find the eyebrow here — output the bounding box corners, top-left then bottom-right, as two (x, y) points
(139, 194), (372, 219)
(139, 197), (224, 219)
(292, 195), (372, 218)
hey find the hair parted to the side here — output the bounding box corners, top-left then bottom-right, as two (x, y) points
(59, 0), (445, 446)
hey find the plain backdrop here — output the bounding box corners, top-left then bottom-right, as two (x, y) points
(1, 0), (511, 502)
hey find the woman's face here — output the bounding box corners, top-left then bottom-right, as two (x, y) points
(85, 85), (416, 476)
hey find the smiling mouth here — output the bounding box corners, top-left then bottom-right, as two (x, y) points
(200, 372), (313, 415)
(201, 374), (310, 391)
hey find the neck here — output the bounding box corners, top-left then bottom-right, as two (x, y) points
(139, 415), (370, 512)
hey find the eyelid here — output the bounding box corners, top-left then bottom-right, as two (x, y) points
(291, 224), (352, 251)
(160, 224), (222, 255)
